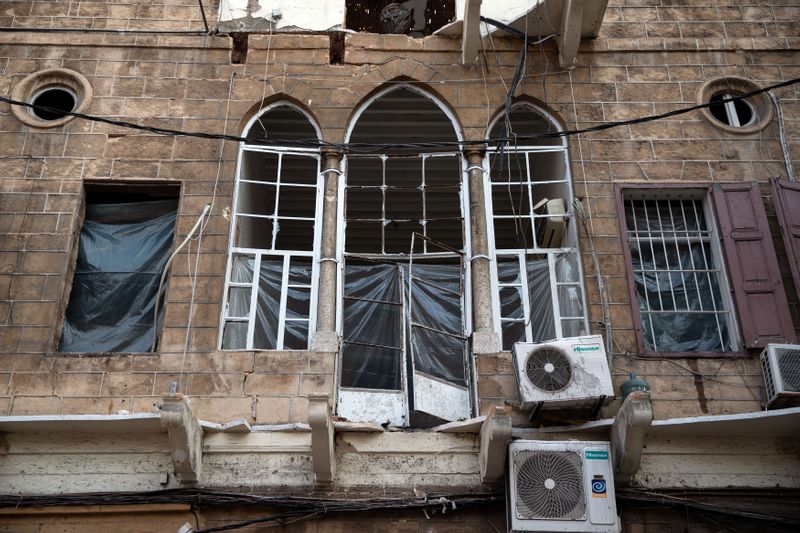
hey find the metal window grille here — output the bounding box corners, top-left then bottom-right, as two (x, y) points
(624, 197), (736, 352)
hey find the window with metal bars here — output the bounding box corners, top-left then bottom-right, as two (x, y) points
(622, 194), (738, 353)
(220, 104), (322, 350)
(486, 103), (589, 350)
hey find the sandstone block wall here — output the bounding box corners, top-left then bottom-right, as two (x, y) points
(0, 0), (797, 427)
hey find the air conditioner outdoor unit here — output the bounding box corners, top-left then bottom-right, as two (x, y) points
(512, 335), (614, 412)
(760, 343), (800, 410)
(534, 198), (566, 248)
(508, 440), (621, 533)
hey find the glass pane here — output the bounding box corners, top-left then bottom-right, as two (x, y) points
(253, 259), (282, 349)
(561, 319), (586, 338)
(281, 155), (318, 185)
(347, 157), (383, 187)
(424, 155), (460, 187)
(286, 287), (311, 319)
(497, 258), (521, 284)
(237, 182), (276, 216)
(230, 254), (254, 283)
(642, 311), (726, 353)
(489, 152), (527, 183)
(528, 151), (566, 182)
(555, 253), (579, 282)
(274, 219), (314, 251)
(492, 184), (529, 217)
(385, 221), (422, 253)
(236, 215), (273, 250)
(277, 185), (317, 217)
(502, 321), (526, 350)
(426, 220), (463, 252)
(346, 188), (383, 220)
(385, 157), (422, 188)
(283, 320), (309, 350)
(241, 151), (278, 182)
(341, 342), (402, 390)
(385, 188), (423, 220)
(289, 257), (313, 285)
(410, 326), (466, 385)
(222, 321), (247, 350)
(500, 286), (524, 319)
(346, 220), (382, 253)
(494, 217), (533, 249)
(527, 256), (556, 343)
(557, 285), (584, 318)
(227, 287), (251, 318)
(426, 185), (461, 220)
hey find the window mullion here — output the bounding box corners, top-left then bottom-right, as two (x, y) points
(548, 253), (562, 339)
(276, 254), (291, 349)
(247, 254), (262, 349)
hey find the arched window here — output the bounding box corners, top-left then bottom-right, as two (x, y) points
(486, 103), (589, 349)
(220, 103), (322, 350)
(338, 85), (471, 427)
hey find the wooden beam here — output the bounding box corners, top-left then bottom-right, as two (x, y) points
(461, 0), (482, 65)
(160, 395), (203, 484)
(479, 405), (512, 484)
(308, 395), (335, 483)
(557, 0), (584, 69)
(611, 391), (653, 485)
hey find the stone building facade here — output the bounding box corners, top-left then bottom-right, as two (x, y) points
(0, 1), (799, 532)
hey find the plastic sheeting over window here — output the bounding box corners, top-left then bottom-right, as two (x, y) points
(59, 199), (178, 353)
(497, 253), (587, 350)
(341, 261), (467, 391)
(624, 198), (735, 353)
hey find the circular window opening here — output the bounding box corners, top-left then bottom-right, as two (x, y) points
(708, 92), (755, 128)
(697, 77), (772, 135)
(11, 68), (92, 128)
(32, 87), (76, 121)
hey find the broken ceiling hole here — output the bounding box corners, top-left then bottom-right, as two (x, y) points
(696, 77), (772, 135)
(231, 33), (249, 64)
(330, 32), (346, 65)
(11, 68), (92, 128)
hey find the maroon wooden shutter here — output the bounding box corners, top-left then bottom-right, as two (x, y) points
(712, 183), (797, 348)
(772, 178), (800, 303)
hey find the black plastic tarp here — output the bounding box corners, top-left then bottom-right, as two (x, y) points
(59, 199), (178, 353)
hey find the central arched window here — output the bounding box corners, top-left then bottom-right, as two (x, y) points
(486, 103), (589, 349)
(220, 103), (322, 350)
(337, 85), (471, 427)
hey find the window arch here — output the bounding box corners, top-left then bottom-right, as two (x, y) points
(220, 102), (323, 350)
(486, 102), (589, 349)
(337, 84), (472, 427)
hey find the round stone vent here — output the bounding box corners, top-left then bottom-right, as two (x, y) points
(11, 68), (92, 128)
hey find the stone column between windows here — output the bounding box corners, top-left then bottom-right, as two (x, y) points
(311, 148), (343, 352)
(465, 147), (502, 354)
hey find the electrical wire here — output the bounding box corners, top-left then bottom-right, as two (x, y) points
(2, 77), (798, 155)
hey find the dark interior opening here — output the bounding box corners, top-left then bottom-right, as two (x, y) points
(230, 33), (249, 64)
(709, 92), (754, 126)
(32, 88), (75, 120)
(345, 0), (455, 36)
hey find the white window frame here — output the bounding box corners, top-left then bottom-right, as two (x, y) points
(335, 83), (473, 426)
(485, 104), (590, 349)
(712, 92), (756, 128)
(219, 103), (324, 351)
(621, 189), (740, 354)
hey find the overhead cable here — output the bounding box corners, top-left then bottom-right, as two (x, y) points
(1, 77), (798, 154)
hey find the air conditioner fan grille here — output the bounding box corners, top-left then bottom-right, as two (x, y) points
(513, 449), (586, 520)
(525, 345), (573, 392)
(775, 348), (800, 391)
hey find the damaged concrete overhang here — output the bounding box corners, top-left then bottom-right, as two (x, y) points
(443, 0), (610, 67)
(217, 0), (345, 33)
